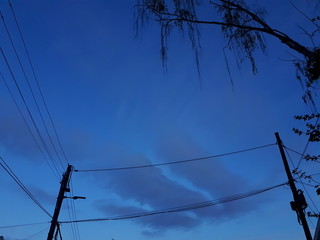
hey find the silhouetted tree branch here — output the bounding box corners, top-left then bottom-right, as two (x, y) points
(135, 0), (320, 103)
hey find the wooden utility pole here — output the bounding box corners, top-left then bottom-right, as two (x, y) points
(47, 165), (73, 240)
(275, 132), (312, 240)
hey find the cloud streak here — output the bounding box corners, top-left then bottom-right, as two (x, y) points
(88, 129), (266, 234)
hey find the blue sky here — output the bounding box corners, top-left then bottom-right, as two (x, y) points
(0, 0), (319, 239)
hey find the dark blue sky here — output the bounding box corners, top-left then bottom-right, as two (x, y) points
(0, 0), (319, 239)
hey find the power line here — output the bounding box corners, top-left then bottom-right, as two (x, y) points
(57, 223), (64, 240)
(300, 181), (319, 188)
(75, 143), (276, 172)
(0, 71), (45, 159)
(284, 146), (320, 164)
(65, 199), (77, 240)
(22, 226), (49, 240)
(299, 180), (320, 213)
(7, 0), (69, 164)
(0, 9), (65, 171)
(0, 71), (60, 180)
(0, 47), (62, 176)
(284, 146), (297, 172)
(285, 149), (320, 220)
(282, 145), (318, 226)
(296, 116), (320, 169)
(0, 156), (52, 218)
(70, 178), (81, 240)
(309, 178), (320, 185)
(64, 172), (80, 240)
(0, 222), (49, 229)
(60, 182), (287, 224)
(284, 146), (305, 157)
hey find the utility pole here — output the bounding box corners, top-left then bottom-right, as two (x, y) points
(275, 132), (312, 240)
(47, 165), (73, 240)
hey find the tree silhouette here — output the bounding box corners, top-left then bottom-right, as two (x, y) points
(135, 0), (320, 103)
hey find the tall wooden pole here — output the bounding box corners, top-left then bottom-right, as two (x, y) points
(275, 132), (312, 240)
(47, 165), (72, 240)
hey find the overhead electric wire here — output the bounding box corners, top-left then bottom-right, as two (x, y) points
(0, 8), (63, 172)
(64, 169), (77, 240)
(299, 178), (320, 212)
(7, 0), (69, 164)
(22, 226), (49, 240)
(0, 71), (45, 159)
(0, 47), (62, 176)
(62, 166), (80, 240)
(300, 181), (318, 188)
(284, 146), (320, 184)
(65, 199), (77, 240)
(284, 146), (305, 157)
(284, 146), (320, 164)
(75, 143), (276, 172)
(66, 172), (80, 240)
(284, 145), (297, 172)
(309, 177), (320, 185)
(285, 149), (320, 217)
(296, 139), (310, 168)
(70, 178), (81, 240)
(0, 156), (52, 218)
(296, 116), (320, 169)
(57, 223), (63, 240)
(0, 71), (60, 180)
(307, 216), (316, 229)
(60, 182), (287, 224)
(0, 221), (49, 229)
(282, 145), (318, 225)
(310, 173), (320, 177)
(290, 153), (320, 183)
(0, 8), (65, 171)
